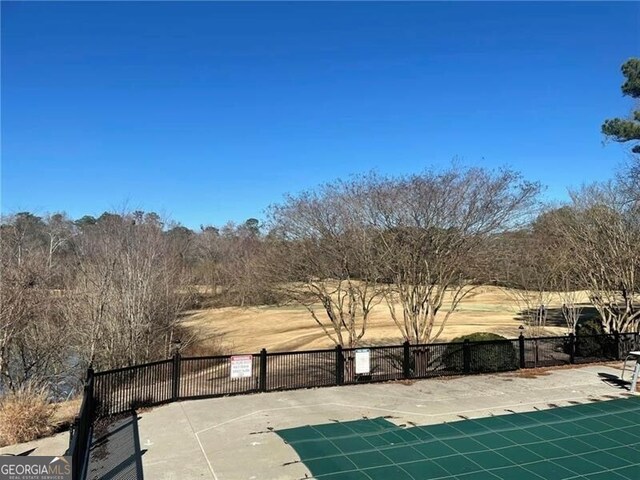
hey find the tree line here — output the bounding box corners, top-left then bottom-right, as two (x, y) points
(1, 59), (638, 396)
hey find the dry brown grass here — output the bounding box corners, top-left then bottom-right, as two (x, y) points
(51, 398), (81, 433)
(0, 386), (56, 447)
(0, 392), (80, 447)
(513, 368), (553, 379)
(183, 286), (587, 352)
(181, 331), (228, 357)
(395, 379), (417, 386)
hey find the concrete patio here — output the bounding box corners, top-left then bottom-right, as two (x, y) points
(1, 363), (635, 479)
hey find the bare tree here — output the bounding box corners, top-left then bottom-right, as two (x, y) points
(193, 225), (224, 296)
(552, 183), (640, 333)
(537, 209), (585, 334)
(267, 167), (540, 347)
(499, 218), (578, 336)
(558, 289), (583, 335)
(616, 156), (640, 209)
(192, 221), (274, 307)
(43, 213), (75, 271)
(366, 167), (541, 344)
(503, 265), (555, 336)
(267, 181), (385, 348)
(66, 212), (194, 370)
(0, 210), (207, 396)
(0, 216), (73, 394)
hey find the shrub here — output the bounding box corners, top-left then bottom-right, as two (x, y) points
(573, 317), (617, 359)
(576, 316), (605, 335)
(442, 332), (519, 373)
(0, 386), (55, 447)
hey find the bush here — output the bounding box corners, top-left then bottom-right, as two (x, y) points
(573, 317), (617, 358)
(442, 332), (519, 373)
(0, 386), (55, 447)
(576, 316), (605, 335)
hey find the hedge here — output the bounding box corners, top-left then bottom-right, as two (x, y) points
(442, 332), (519, 373)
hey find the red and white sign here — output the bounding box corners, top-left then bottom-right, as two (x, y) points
(230, 355), (253, 378)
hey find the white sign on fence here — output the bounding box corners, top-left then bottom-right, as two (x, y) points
(230, 355), (253, 379)
(355, 349), (371, 374)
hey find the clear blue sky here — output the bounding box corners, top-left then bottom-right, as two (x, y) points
(2, 1), (639, 229)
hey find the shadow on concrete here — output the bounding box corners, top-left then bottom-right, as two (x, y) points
(598, 372), (630, 391)
(86, 412), (146, 480)
(0, 448), (36, 457)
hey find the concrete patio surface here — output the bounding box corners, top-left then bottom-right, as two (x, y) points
(0, 430), (69, 458)
(136, 363), (634, 480)
(0, 363), (635, 479)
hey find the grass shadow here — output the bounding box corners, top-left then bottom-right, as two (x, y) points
(514, 305), (602, 328)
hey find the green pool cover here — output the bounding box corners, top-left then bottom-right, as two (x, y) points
(277, 397), (640, 480)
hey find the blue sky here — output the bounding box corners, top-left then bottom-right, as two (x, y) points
(2, 1), (639, 229)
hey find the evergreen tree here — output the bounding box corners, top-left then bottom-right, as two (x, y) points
(602, 58), (640, 154)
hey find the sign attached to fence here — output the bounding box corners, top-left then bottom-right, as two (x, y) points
(230, 355), (253, 378)
(355, 349), (371, 374)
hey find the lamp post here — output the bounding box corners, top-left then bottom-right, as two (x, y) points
(171, 338), (182, 356)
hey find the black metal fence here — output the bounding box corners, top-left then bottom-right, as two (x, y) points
(87, 332), (639, 417)
(68, 331), (639, 478)
(65, 369), (95, 480)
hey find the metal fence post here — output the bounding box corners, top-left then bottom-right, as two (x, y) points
(463, 340), (471, 374)
(614, 331), (621, 360)
(336, 345), (344, 385)
(172, 353), (181, 401)
(86, 367), (95, 416)
(568, 333), (575, 364)
(518, 334), (526, 369)
(259, 348), (268, 392)
(403, 341), (411, 379)
(71, 367), (95, 480)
